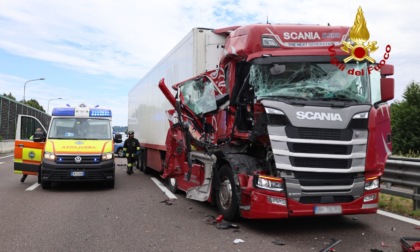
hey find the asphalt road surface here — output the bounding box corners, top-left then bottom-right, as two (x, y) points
(1, 153), (419, 252)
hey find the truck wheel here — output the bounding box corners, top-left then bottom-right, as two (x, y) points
(117, 148), (124, 158)
(215, 164), (240, 221)
(167, 177), (179, 193)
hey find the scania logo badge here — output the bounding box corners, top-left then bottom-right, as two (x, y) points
(28, 151), (35, 160)
(75, 141), (84, 145)
(74, 156), (82, 163)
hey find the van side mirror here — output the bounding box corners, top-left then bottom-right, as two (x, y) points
(33, 131), (46, 142)
(114, 133), (122, 143)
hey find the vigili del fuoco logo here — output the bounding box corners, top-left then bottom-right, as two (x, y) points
(329, 6), (391, 75)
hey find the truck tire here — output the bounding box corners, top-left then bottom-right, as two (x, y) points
(215, 164), (240, 221)
(167, 177), (179, 193)
(140, 149), (151, 174)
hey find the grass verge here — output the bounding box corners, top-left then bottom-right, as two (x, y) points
(379, 193), (420, 220)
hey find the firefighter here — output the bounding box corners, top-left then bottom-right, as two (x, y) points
(123, 131), (140, 175)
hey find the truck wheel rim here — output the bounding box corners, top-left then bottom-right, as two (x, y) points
(169, 178), (176, 187)
(219, 177), (232, 210)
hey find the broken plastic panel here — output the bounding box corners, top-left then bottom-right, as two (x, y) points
(249, 61), (379, 104)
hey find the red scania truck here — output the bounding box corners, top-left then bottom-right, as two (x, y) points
(129, 24), (394, 220)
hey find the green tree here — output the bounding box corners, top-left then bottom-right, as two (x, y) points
(391, 81), (420, 155)
(2, 92), (16, 100)
(24, 99), (46, 112)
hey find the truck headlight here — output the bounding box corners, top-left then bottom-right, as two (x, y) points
(365, 177), (379, 190)
(102, 152), (113, 160)
(44, 152), (55, 160)
(255, 175), (284, 192)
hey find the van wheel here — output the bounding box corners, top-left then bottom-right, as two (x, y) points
(167, 177), (179, 193)
(117, 148), (124, 158)
(107, 179), (115, 189)
(215, 164), (240, 221)
(41, 180), (51, 189)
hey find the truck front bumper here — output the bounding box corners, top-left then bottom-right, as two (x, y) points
(239, 177), (379, 219)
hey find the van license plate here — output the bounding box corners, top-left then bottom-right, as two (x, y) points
(71, 171), (85, 177)
(314, 205), (342, 215)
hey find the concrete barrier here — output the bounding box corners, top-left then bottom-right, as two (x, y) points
(0, 140), (14, 154)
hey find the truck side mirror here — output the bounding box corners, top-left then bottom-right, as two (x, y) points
(380, 64), (394, 76)
(380, 78), (394, 102)
(379, 64), (394, 102)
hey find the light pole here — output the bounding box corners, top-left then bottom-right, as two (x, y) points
(23, 78), (45, 102)
(48, 98), (62, 114)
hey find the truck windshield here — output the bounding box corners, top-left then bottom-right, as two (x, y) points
(249, 60), (376, 104)
(48, 118), (112, 140)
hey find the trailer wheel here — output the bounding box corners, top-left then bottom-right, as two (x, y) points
(167, 177), (179, 193)
(215, 164), (239, 221)
(140, 149), (151, 174)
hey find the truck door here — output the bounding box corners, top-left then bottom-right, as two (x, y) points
(14, 115), (47, 177)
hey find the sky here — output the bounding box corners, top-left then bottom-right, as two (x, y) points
(0, 0), (418, 127)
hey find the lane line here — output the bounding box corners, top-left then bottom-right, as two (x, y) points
(26, 182), (40, 191)
(0, 154), (13, 159)
(151, 177), (177, 200)
(378, 210), (420, 226)
(0, 162), (4, 165)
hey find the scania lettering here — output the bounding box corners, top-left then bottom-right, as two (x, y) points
(130, 24), (395, 220)
(296, 111), (343, 121)
(14, 104), (120, 189)
(283, 31), (321, 40)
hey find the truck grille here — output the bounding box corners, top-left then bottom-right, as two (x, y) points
(285, 126), (353, 141)
(290, 157), (351, 169)
(262, 101), (371, 204)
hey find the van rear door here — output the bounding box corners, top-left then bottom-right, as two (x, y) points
(14, 115), (46, 178)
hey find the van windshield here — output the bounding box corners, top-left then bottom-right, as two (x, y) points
(48, 118), (111, 140)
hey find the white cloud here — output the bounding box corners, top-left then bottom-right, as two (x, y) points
(0, 0), (419, 126)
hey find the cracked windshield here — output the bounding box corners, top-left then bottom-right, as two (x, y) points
(249, 61), (376, 104)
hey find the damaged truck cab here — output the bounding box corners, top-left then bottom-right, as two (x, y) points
(158, 24), (394, 220)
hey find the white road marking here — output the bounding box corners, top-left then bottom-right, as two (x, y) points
(0, 154), (13, 159)
(0, 162), (4, 165)
(151, 177), (177, 200)
(378, 209), (420, 226)
(26, 182), (40, 191)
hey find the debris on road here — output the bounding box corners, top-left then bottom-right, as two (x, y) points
(233, 238), (244, 244)
(319, 239), (342, 252)
(160, 199), (174, 205)
(272, 239), (285, 246)
(215, 221), (239, 230)
(400, 237), (420, 252)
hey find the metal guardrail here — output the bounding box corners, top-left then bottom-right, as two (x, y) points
(382, 156), (420, 210)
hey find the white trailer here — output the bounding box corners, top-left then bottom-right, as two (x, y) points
(128, 27), (226, 172)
